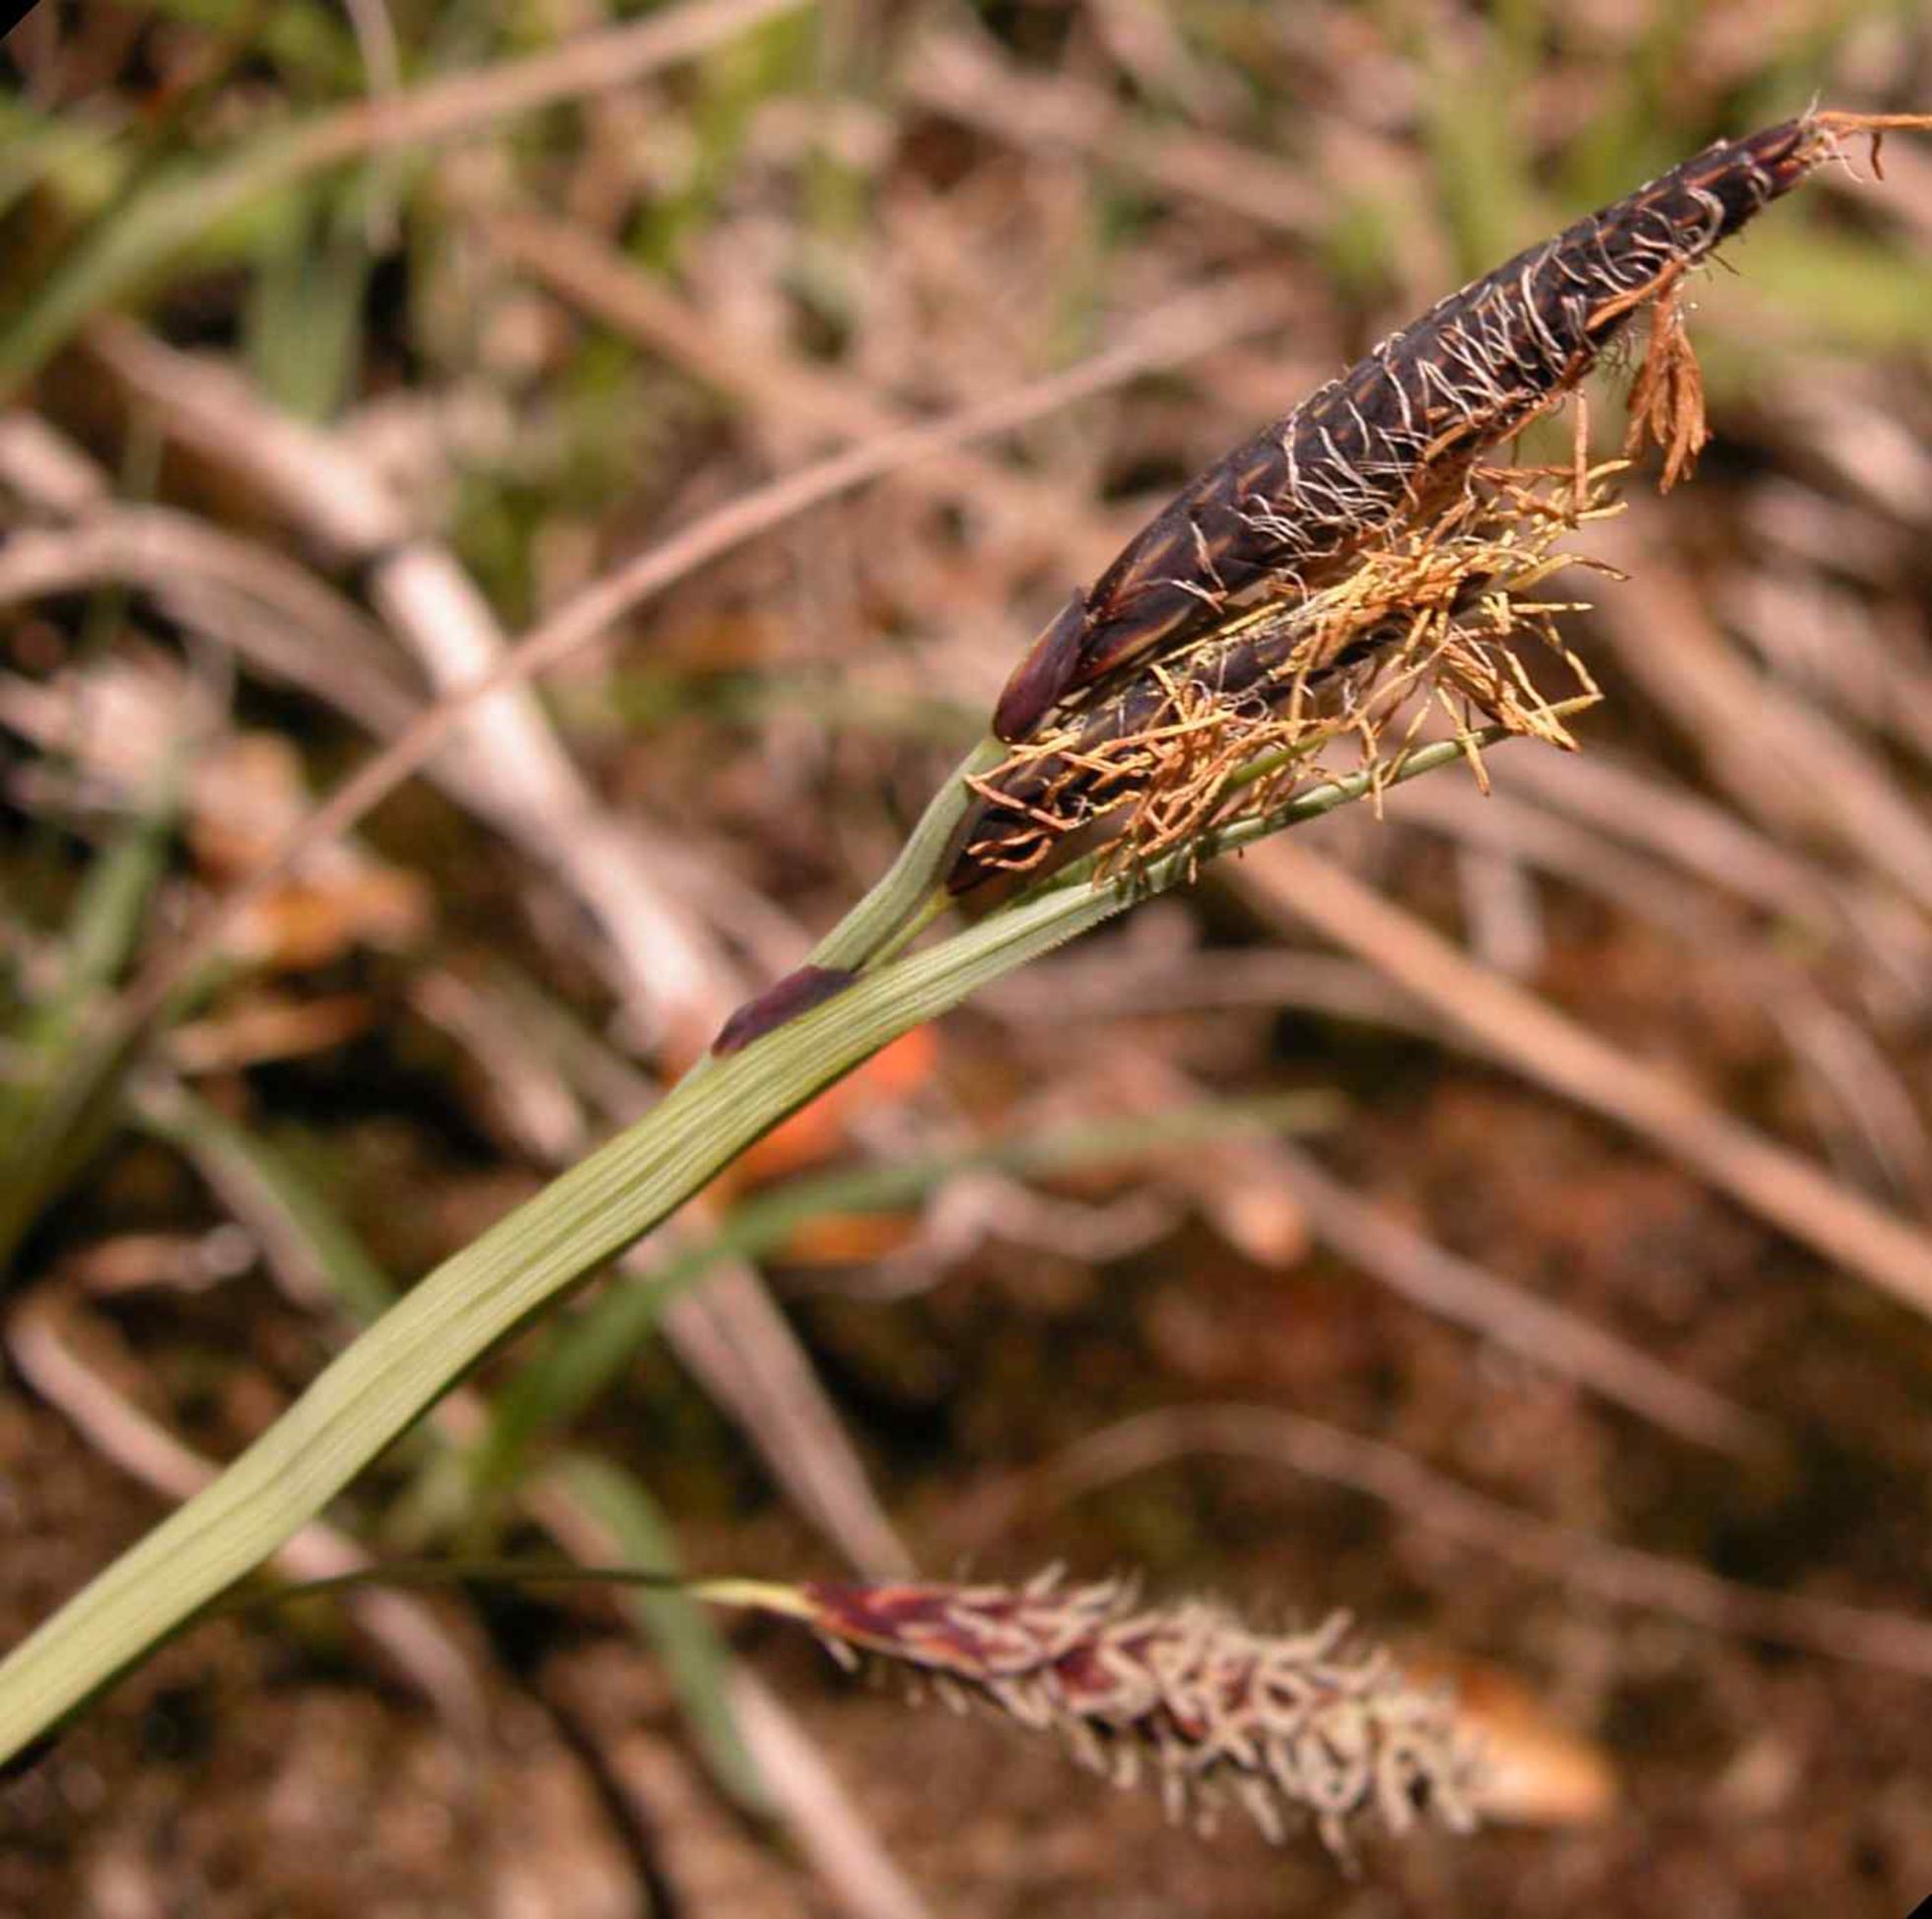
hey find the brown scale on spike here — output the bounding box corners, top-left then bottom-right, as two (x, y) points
(991, 111), (1892, 746)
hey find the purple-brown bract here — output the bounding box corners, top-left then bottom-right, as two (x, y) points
(991, 112), (1849, 745)
(712, 962), (859, 1054)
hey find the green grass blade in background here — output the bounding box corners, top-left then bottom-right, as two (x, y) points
(470, 1091), (1340, 1506)
(0, 0), (810, 398)
(139, 1082), (402, 1329)
(0, 773), (180, 1269)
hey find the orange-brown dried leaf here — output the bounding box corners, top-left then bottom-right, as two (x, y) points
(714, 1027), (939, 1194)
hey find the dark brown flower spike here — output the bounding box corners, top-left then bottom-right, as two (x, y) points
(992, 109), (1923, 745)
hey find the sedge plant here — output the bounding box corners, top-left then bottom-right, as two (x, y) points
(0, 107), (1925, 1829)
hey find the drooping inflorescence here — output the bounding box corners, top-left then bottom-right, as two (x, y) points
(794, 1569), (1479, 1853)
(949, 109), (1930, 894)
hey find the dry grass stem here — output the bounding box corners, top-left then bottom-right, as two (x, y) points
(1235, 840), (1932, 1318)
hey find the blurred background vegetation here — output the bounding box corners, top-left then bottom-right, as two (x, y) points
(5, 1), (1932, 1913)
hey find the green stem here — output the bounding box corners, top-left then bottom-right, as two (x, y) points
(205, 1558), (808, 1625)
(806, 734), (1005, 971)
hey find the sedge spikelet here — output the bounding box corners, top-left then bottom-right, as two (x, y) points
(794, 1570), (1480, 1854)
(992, 109), (1927, 745)
(956, 108), (1932, 890)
